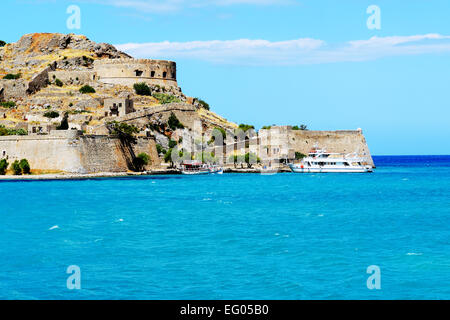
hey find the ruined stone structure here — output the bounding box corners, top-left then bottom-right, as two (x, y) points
(94, 58), (178, 89)
(103, 97), (135, 117)
(0, 67), (51, 100)
(0, 130), (159, 173)
(48, 70), (97, 86)
(0, 79), (28, 100)
(28, 123), (55, 135)
(257, 126), (295, 162)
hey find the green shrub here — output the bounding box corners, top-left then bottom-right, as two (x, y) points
(238, 124), (255, 132)
(11, 160), (22, 175)
(261, 126), (272, 130)
(44, 111), (60, 118)
(0, 127), (7, 136)
(3, 73), (21, 80)
(13, 128), (27, 136)
(168, 139), (177, 149)
(19, 159), (31, 174)
(164, 148), (173, 165)
(295, 152), (307, 160)
(0, 125), (27, 136)
(0, 159), (8, 175)
(55, 79), (63, 87)
(0, 101), (16, 108)
(196, 98), (210, 110)
(0, 40), (6, 47)
(292, 124), (308, 131)
(133, 153), (150, 171)
(167, 112), (184, 130)
(156, 144), (166, 155)
(133, 82), (152, 96)
(153, 93), (180, 104)
(79, 85), (96, 94)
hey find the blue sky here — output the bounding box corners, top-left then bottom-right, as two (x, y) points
(1, 0), (450, 155)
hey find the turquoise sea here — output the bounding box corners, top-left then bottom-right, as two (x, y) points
(0, 156), (449, 300)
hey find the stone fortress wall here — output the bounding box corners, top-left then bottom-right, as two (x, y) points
(48, 70), (97, 86)
(93, 58), (178, 89)
(290, 129), (374, 166)
(0, 131), (159, 173)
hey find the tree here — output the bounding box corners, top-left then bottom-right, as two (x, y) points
(293, 124), (308, 131)
(295, 152), (307, 160)
(164, 148), (174, 167)
(134, 82), (151, 96)
(57, 112), (69, 130)
(0, 159), (8, 175)
(168, 139), (177, 148)
(156, 144), (166, 155)
(167, 112), (184, 130)
(133, 153), (150, 171)
(108, 121), (139, 139)
(245, 152), (261, 168)
(19, 159), (31, 174)
(11, 160), (22, 175)
(196, 98), (210, 110)
(228, 154), (245, 168)
(0, 40), (6, 47)
(79, 85), (96, 94)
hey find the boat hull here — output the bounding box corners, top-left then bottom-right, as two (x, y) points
(289, 164), (373, 173)
(181, 170), (211, 175)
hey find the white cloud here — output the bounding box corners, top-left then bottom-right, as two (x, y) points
(98, 0), (295, 12)
(116, 34), (450, 65)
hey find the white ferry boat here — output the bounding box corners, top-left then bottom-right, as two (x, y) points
(181, 161), (223, 175)
(288, 146), (373, 173)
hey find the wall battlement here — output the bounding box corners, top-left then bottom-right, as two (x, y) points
(94, 58), (176, 65)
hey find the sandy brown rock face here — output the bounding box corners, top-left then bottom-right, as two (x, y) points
(10, 33), (130, 59)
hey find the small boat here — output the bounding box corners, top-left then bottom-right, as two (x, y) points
(209, 165), (224, 174)
(181, 161), (223, 175)
(288, 146), (373, 173)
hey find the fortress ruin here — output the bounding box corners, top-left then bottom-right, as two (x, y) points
(94, 58), (178, 89)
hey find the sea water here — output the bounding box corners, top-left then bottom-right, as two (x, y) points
(0, 156), (449, 299)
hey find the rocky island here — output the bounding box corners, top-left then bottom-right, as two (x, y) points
(0, 33), (373, 177)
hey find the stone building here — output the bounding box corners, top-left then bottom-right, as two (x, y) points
(28, 123), (55, 135)
(93, 59), (178, 89)
(257, 126), (295, 163)
(103, 97), (135, 117)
